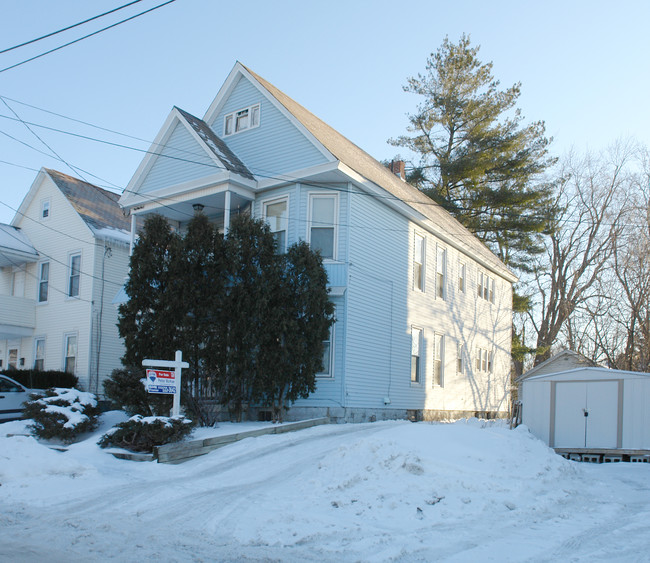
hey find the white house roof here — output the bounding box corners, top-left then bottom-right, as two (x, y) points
(0, 223), (39, 267)
(238, 64), (516, 282)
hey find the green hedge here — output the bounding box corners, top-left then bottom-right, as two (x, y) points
(2, 369), (79, 390)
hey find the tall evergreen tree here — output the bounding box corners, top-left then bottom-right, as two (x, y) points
(390, 34), (556, 272)
(260, 241), (335, 422)
(118, 215), (181, 368)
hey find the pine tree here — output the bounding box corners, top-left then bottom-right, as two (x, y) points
(390, 34), (556, 272)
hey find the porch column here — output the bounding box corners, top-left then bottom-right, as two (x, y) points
(224, 189), (231, 236)
(129, 214), (137, 256)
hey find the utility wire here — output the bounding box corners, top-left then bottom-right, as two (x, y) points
(0, 0), (143, 55)
(0, 0), (177, 74)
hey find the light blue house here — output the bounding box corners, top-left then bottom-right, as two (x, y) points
(119, 63), (517, 421)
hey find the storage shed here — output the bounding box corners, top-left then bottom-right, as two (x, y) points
(521, 367), (650, 452)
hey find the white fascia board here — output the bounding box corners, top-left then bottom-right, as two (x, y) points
(203, 63), (335, 163)
(127, 174), (256, 215)
(337, 162), (518, 283)
(10, 168), (48, 227)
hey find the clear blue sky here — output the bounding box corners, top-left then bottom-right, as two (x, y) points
(0, 0), (648, 224)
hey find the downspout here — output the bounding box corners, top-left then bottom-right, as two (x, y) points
(95, 244), (112, 394)
(224, 190), (231, 235)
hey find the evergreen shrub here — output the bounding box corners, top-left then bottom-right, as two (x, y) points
(98, 415), (193, 452)
(24, 388), (100, 443)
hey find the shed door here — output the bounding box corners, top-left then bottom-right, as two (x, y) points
(554, 381), (619, 448)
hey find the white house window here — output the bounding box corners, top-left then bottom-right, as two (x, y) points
(64, 334), (77, 374)
(475, 348), (492, 373)
(41, 199), (50, 219)
(309, 194), (337, 260)
(413, 233), (425, 291)
(223, 104), (261, 136)
(317, 322), (334, 378)
(458, 262), (465, 293)
(433, 333), (444, 386)
(436, 246), (446, 299)
(34, 338), (45, 371)
(264, 198), (288, 253)
(478, 271), (495, 303)
(457, 343), (464, 374)
(38, 262), (49, 303)
(8, 348), (18, 370)
(411, 327), (422, 383)
(68, 254), (81, 297)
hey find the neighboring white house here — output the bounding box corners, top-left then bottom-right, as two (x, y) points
(521, 367), (650, 453)
(0, 168), (130, 394)
(118, 62), (517, 421)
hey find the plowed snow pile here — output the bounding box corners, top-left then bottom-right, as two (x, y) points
(1, 416), (649, 562)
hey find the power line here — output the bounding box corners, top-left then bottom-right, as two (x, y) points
(0, 0), (177, 74)
(0, 1), (144, 55)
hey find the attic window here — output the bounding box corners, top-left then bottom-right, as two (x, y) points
(41, 199), (50, 219)
(224, 104), (260, 136)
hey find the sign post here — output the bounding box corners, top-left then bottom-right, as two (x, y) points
(142, 350), (189, 417)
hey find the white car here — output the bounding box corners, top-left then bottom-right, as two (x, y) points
(0, 374), (32, 422)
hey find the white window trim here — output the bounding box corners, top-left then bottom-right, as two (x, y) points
(458, 261), (466, 293)
(63, 333), (78, 375)
(34, 337), (46, 371)
(67, 252), (81, 299)
(413, 232), (426, 292)
(411, 326), (423, 385)
(262, 195), (290, 253)
(436, 245), (446, 300)
(316, 316), (335, 379)
(475, 347), (493, 373)
(41, 198), (50, 220)
(307, 192), (338, 262)
(223, 103), (261, 137)
(478, 271), (496, 304)
(37, 261), (49, 304)
(432, 332), (444, 387)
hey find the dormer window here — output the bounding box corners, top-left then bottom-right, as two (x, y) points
(224, 104), (260, 136)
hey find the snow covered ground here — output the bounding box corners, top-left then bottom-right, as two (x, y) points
(1, 414), (649, 562)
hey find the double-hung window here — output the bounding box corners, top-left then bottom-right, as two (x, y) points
(475, 348), (492, 373)
(432, 333), (444, 386)
(34, 338), (45, 371)
(64, 334), (77, 374)
(317, 324), (334, 378)
(38, 262), (49, 303)
(413, 233), (425, 291)
(411, 327), (422, 383)
(264, 198), (288, 253)
(458, 262), (465, 293)
(68, 254), (81, 297)
(436, 246), (446, 299)
(41, 199), (50, 219)
(478, 271), (495, 303)
(309, 194), (337, 260)
(457, 343), (464, 374)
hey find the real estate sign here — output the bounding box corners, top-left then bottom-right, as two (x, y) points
(146, 369), (176, 394)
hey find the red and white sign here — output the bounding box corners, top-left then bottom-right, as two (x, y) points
(147, 369), (175, 381)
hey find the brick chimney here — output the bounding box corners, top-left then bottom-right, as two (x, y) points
(388, 160), (406, 181)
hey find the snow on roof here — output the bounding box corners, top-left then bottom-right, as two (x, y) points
(0, 223), (38, 267)
(45, 169), (131, 237)
(174, 107), (254, 180)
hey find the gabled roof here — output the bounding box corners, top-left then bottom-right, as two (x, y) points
(174, 107), (253, 180)
(238, 64), (516, 282)
(0, 223), (38, 267)
(44, 169), (131, 240)
(517, 349), (598, 383)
